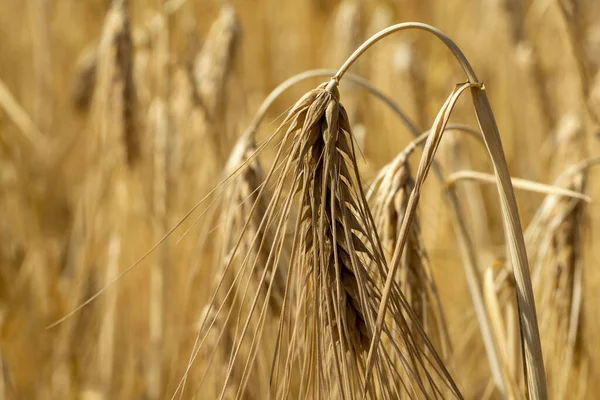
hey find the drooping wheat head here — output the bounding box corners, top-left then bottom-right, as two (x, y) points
(368, 145), (451, 362)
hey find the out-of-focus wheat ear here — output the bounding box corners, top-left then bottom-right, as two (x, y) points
(556, 0), (600, 126)
(324, 0), (363, 124)
(524, 122), (595, 399)
(91, 0), (139, 168)
(189, 4), (239, 163)
(72, 46), (98, 112)
(367, 140), (451, 362)
(501, 0), (557, 135)
(193, 4), (238, 120)
(115, 0), (139, 166)
(482, 259), (524, 399)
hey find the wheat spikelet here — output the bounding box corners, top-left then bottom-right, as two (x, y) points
(297, 82), (373, 354)
(526, 114), (589, 399)
(368, 145), (451, 362)
(529, 181), (587, 399)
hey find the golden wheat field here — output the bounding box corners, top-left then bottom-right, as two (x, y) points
(1, 0), (600, 398)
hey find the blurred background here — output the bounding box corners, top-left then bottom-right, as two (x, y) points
(0, 0), (599, 398)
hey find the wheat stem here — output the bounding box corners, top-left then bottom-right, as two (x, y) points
(447, 170), (591, 201)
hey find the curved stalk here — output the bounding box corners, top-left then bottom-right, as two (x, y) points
(333, 22), (478, 83)
(447, 170), (591, 201)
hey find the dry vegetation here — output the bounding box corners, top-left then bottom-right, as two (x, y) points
(1, 0), (600, 399)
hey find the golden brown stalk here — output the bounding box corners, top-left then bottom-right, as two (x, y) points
(470, 82), (547, 400)
(446, 170), (590, 202)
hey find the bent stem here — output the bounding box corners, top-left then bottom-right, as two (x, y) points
(447, 170), (591, 201)
(333, 22), (478, 83)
